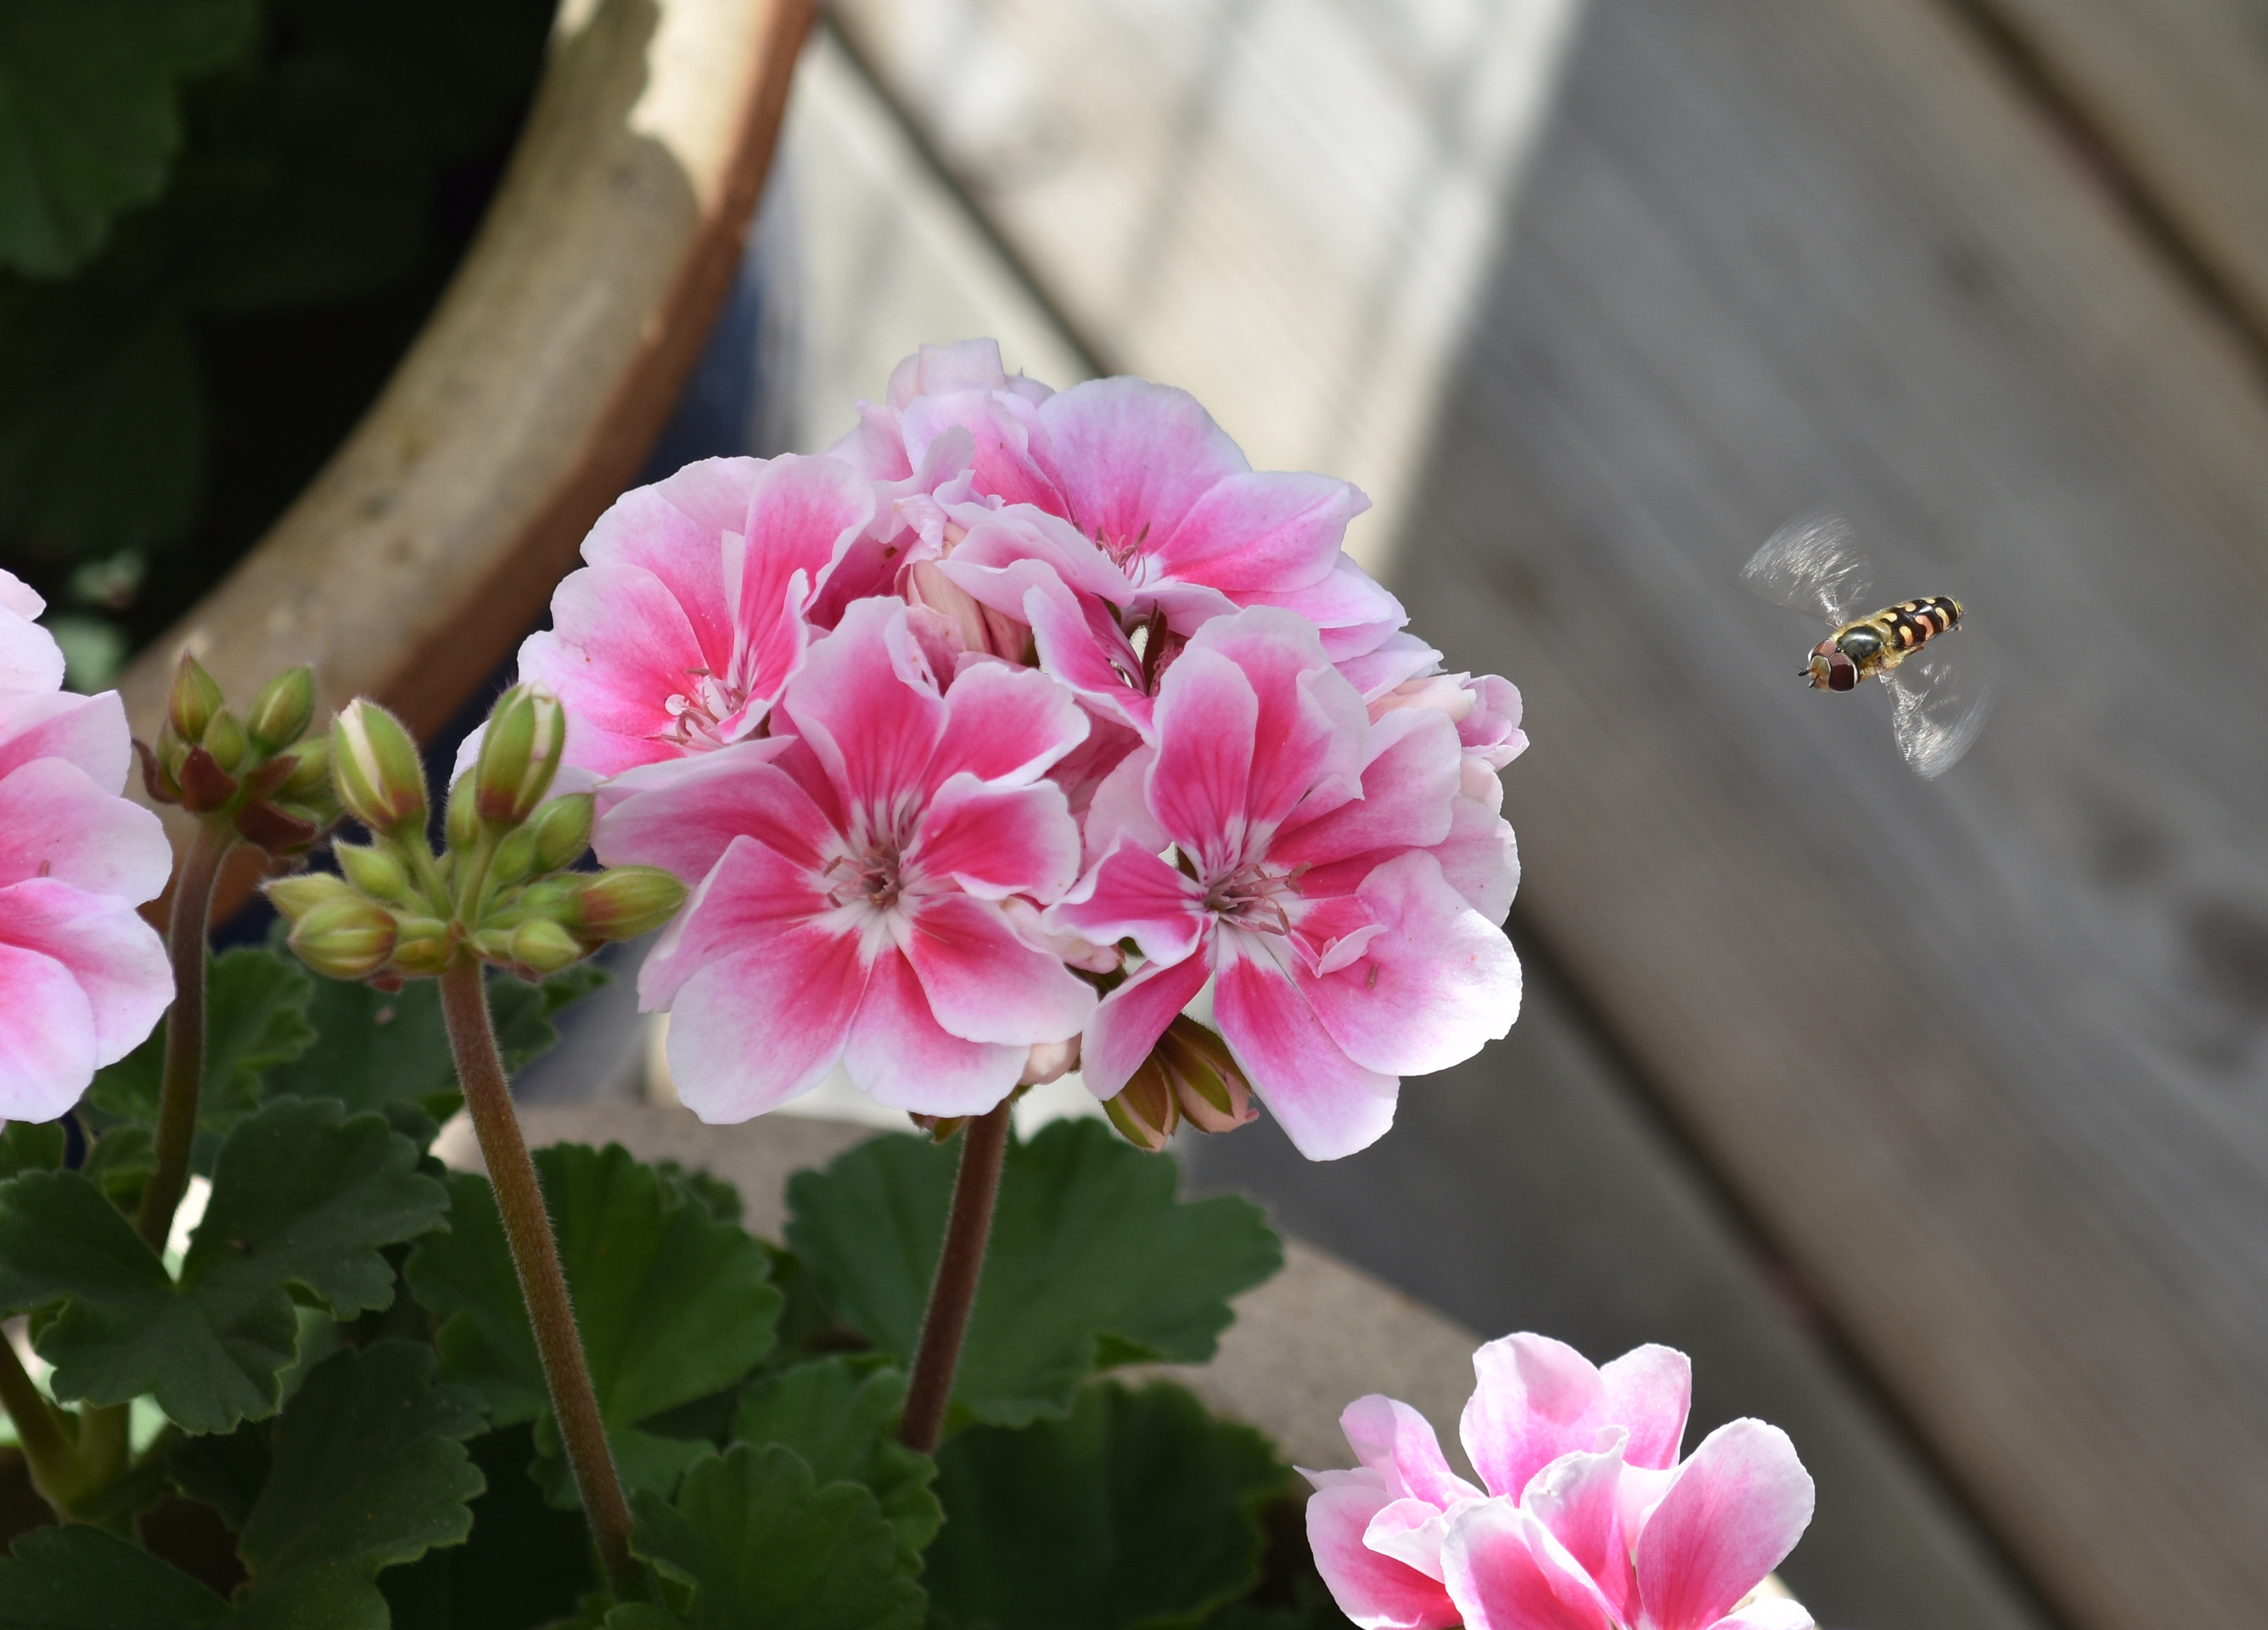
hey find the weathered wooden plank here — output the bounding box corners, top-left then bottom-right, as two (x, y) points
(834, 3), (2268, 1627)
(1966, 0), (2268, 338)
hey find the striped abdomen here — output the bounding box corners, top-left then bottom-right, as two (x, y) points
(1807, 596), (1963, 690)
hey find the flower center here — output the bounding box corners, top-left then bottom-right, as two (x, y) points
(660, 666), (749, 750)
(1095, 520), (1154, 577)
(1204, 859), (1305, 936)
(824, 838), (907, 914)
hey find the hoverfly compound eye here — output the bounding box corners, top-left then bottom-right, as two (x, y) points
(1827, 649), (1860, 691)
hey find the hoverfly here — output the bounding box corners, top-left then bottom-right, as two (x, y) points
(1740, 512), (1991, 779)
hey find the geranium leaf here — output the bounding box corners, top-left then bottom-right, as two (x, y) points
(785, 1121), (1282, 1426)
(405, 1143), (781, 1505)
(0, 1524), (225, 1627)
(603, 1446), (924, 1630)
(0, 0), (255, 276)
(377, 1422), (595, 1629)
(0, 1117), (64, 1179)
(0, 1099), (446, 1432)
(730, 1359), (940, 1561)
(222, 1342), (485, 1630)
(490, 962), (611, 1073)
(87, 947), (315, 1170)
(924, 1381), (1288, 1630)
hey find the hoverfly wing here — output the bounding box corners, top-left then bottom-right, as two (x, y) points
(1740, 511), (1876, 627)
(1883, 641), (1992, 779)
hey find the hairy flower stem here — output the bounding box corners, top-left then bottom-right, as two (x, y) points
(438, 953), (640, 1601)
(898, 1101), (1013, 1455)
(135, 821), (234, 1252)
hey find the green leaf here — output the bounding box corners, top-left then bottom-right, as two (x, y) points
(0, 0), (255, 276)
(786, 1121), (1282, 1426)
(924, 1381), (1290, 1630)
(490, 962), (611, 1073)
(87, 947), (315, 1171)
(0, 1119), (64, 1179)
(655, 1160), (743, 1226)
(169, 1414), (270, 1532)
(607, 1446), (924, 1630)
(406, 1143), (780, 1505)
(223, 1342), (485, 1630)
(0, 1523), (224, 1627)
(376, 1422), (594, 1630)
(729, 1359), (940, 1561)
(0, 1099), (447, 1432)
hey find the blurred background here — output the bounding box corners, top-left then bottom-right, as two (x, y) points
(9, 3), (2268, 1627)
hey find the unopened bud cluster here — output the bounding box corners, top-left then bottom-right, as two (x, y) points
(267, 685), (686, 985)
(1104, 1015), (1257, 1152)
(138, 657), (336, 856)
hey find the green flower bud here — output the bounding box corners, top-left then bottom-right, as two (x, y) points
(245, 666), (317, 753)
(202, 708), (248, 774)
(288, 896), (396, 981)
(335, 841), (413, 903)
(1154, 1017), (1255, 1134)
(276, 734), (333, 801)
(387, 917), (455, 977)
(446, 773), (480, 853)
(529, 793), (594, 874)
(333, 700), (428, 835)
(1104, 1059), (1178, 1153)
(489, 824), (542, 889)
(474, 686), (567, 827)
(507, 919), (587, 975)
(266, 871), (360, 925)
(167, 655), (225, 745)
(574, 865), (688, 941)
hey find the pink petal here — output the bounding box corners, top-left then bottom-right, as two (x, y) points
(727, 454), (875, 677)
(593, 739), (828, 887)
(1248, 554), (1407, 644)
(0, 690), (129, 787)
(1342, 1394), (1483, 1509)
(1183, 608), (1368, 835)
(0, 940), (97, 1121)
(1030, 378), (1249, 548)
(902, 892), (1095, 1046)
(1338, 633), (1444, 703)
(0, 569), (43, 621)
(1146, 644), (1255, 865)
(1302, 852), (1520, 1076)
(1461, 1335), (1608, 1502)
(1078, 947), (1213, 1097)
(1048, 844), (1204, 968)
(1440, 1502), (1620, 1630)
(1427, 795), (1520, 923)
(661, 925), (866, 1121)
(579, 474), (745, 671)
(0, 758), (172, 901)
(525, 562), (712, 745)
(1023, 574), (1155, 739)
(901, 393), (1057, 512)
(844, 949), (1025, 1114)
(1274, 707), (1459, 872)
(1213, 941), (1397, 1160)
(928, 660), (1090, 792)
(1077, 743), (1168, 866)
(0, 878), (171, 1066)
(1632, 1420), (1814, 1630)
(1710, 1596), (1816, 1630)
(0, 604), (63, 695)
(1307, 1481), (1463, 1630)
(784, 599), (946, 819)
(1602, 1346), (1692, 1472)
(637, 835), (828, 1009)
(914, 775), (1083, 902)
(1151, 469), (1361, 593)
(1522, 1440), (1638, 1624)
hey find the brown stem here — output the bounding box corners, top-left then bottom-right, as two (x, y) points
(136, 821), (233, 1252)
(897, 1102), (1013, 1455)
(0, 1331), (75, 1510)
(438, 953), (640, 1601)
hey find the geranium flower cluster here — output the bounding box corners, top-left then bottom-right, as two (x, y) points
(1307, 1335), (1816, 1630)
(531, 341), (1523, 1159)
(0, 571), (172, 1121)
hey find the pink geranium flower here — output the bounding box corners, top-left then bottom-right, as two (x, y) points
(514, 453), (881, 778)
(1047, 607), (1519, 1160)
(593, 598), (1098, 1121)
(1307, 1335), (1816, 1630)
(0, 570), (172, 1121)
